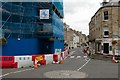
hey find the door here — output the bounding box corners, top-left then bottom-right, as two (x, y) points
(41, 39), (52, 54)
(103, 43), (109, 54)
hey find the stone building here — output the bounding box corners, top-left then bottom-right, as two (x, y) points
(64, 23), (88, 49)
(89, 0), (120, 55)
(64, 23), (74, 49)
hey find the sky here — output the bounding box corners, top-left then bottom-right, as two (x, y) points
(63, 0), (108, 35)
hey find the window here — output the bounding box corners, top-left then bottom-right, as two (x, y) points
(104, 31), (109, 38)
(103, 11), (109, 20)
(104, 31), (109, 35)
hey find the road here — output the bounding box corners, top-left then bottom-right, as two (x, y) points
(1, 48), (119, 79)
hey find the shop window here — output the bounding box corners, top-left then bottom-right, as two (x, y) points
(103, 11), (109, 20)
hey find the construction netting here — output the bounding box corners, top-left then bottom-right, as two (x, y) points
(1, 2), (64, 39)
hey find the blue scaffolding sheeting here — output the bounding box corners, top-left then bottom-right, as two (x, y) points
(52, 11), (64, 40)
(1, 2), (64, 38)
(52, 1), (64, 17)
(1, 2), (42, 38)
(1, 1), (64, 55)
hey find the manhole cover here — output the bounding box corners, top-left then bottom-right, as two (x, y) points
(44, 70), (87, 78)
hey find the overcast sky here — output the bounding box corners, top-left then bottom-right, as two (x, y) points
(63, 0), (108, 35)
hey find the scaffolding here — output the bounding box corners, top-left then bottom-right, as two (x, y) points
(1, 1), (64, 55)
(1, 2), (64, 40)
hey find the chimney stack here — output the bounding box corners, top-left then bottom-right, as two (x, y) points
(103, 0), (107, 2)
(101, 0), (108, 6)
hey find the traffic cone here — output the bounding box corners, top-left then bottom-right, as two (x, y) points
(112, 56), (117, 63)
(112, 59), (116, 63)
(34, 64), (38, 69)
(59, 59), (63, 64)
(59, 55), (63, 64)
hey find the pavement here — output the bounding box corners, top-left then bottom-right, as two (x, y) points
(0, 48), (119, 79)
(90, 53), (112, 61)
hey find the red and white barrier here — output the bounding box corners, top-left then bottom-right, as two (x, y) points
(0, 49), (69, 68)
(45, 54), (53, 64)
(14, 56), (33, 68)
(0, 56), (17, 68)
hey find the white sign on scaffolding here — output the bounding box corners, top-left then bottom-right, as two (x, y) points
(55, 49), (61, 54)
(40, 9), (49, 19)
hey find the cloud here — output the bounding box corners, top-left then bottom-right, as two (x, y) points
(63, 0), (103, 35)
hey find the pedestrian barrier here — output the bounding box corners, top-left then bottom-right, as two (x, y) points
(64, 49), (69, 58)
(14, 56), (33, 68)
(59, 52), (64, 64)
(0, 49), (69, 68)
(52, 54), (59, 64)
(37, 60), (46, 65)
(0, 56), (17, 68)
(33, 55), (46, 66)
(45, 54), (53, 64)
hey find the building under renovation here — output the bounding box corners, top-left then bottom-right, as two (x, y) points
(1, 1), (64, 56)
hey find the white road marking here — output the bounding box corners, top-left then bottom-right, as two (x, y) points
(0, 68), (34, 78)
(76, 56), (81, 59)
(70, 56), (75, 58)
(77, 59), (91, 71)
(83, 56), (87, 58)
(64, 51), (76, 60)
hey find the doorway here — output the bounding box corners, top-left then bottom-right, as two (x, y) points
(41, 39), (53, 54)
(103, 43), (109, 54)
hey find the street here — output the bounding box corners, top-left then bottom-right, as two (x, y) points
(1, 48), (118, 79)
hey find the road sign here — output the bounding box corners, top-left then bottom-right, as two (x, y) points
(55, 49), (61, 54)
(36, 56), (43, 61)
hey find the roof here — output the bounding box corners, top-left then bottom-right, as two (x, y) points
(89, 1), (120, 24)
